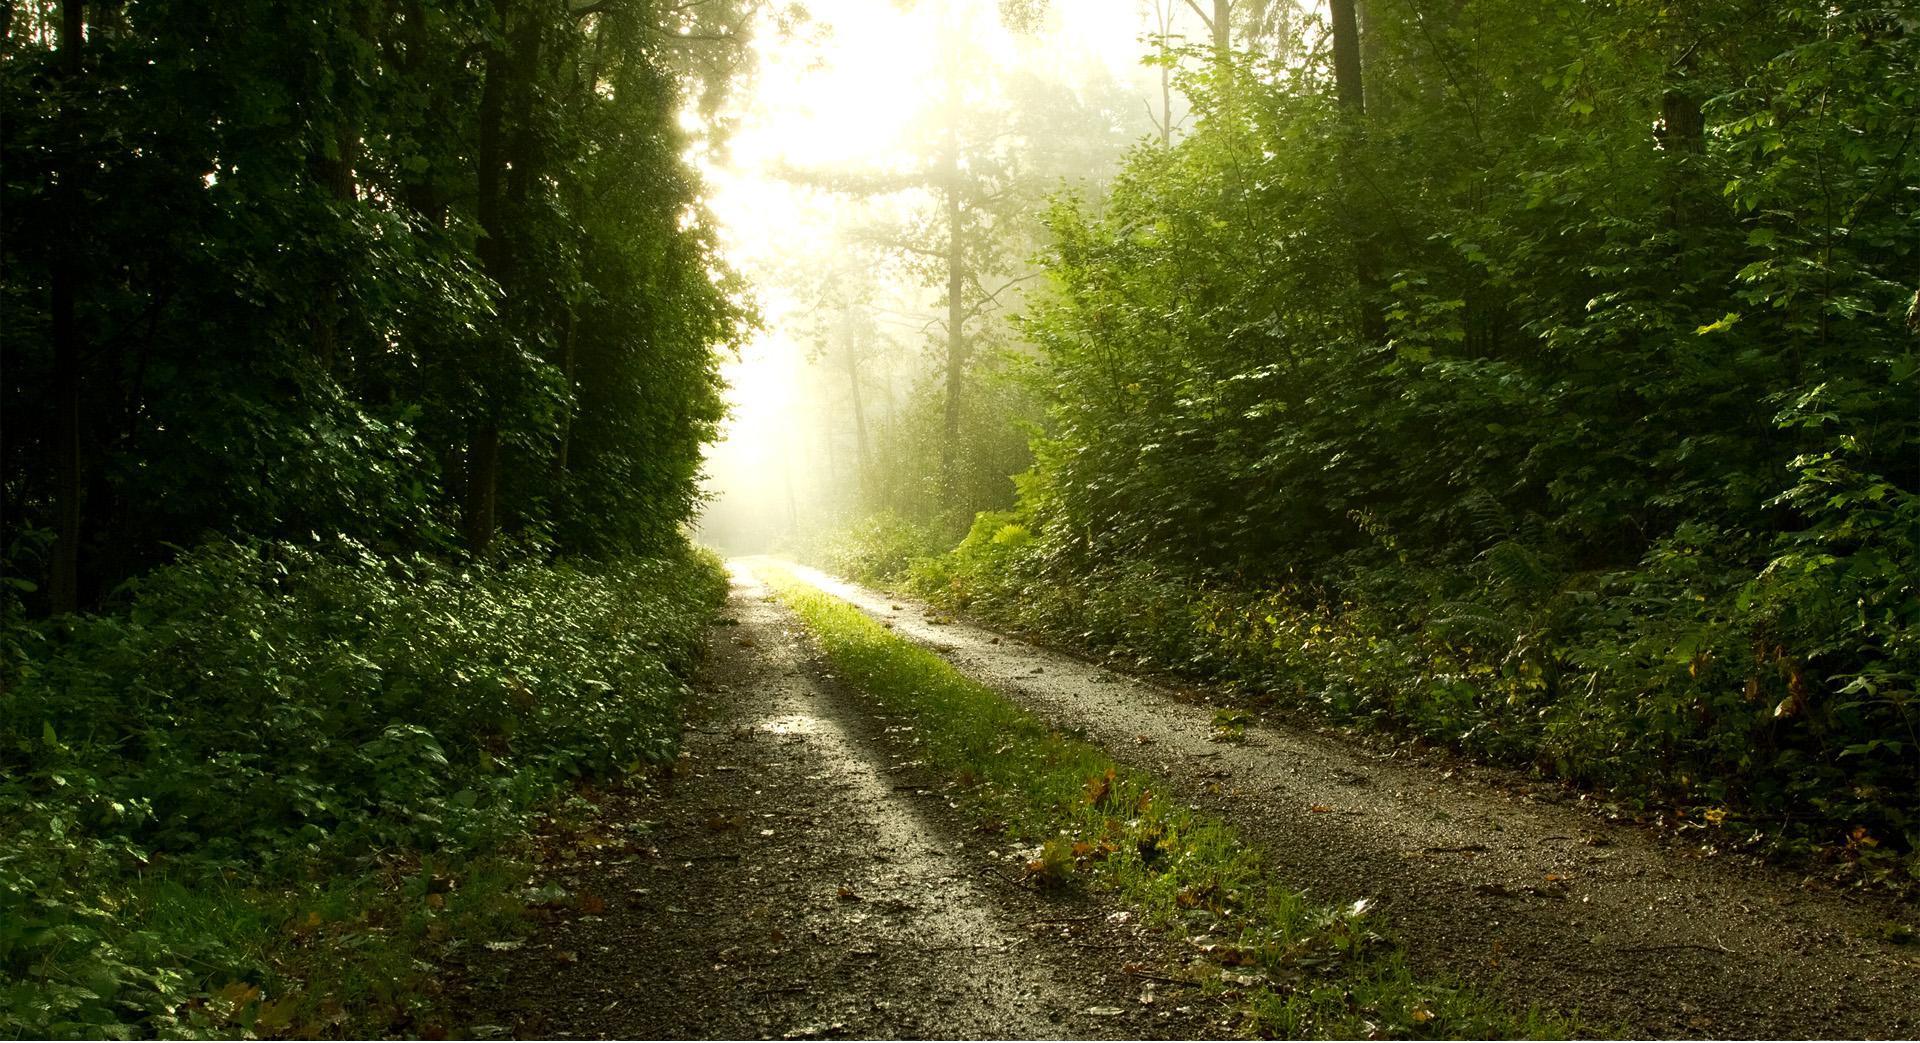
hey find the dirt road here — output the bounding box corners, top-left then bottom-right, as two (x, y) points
(778, 561), (1920, 1039)
(451, 565), (1219, 1039)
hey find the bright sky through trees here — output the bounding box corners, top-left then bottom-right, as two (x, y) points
(695, 1), (1189, 549)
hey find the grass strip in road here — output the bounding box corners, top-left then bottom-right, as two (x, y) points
(764, 564), (1575, 1040)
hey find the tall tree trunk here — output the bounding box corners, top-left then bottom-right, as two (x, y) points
(313, 122), (357, 375)
(1660, 39), (1705, 156)
(1355, 0), (1387, 117)
(48, 0), (86, 614)
(1329, 0), (1364, 115)
(845, 333), (870, 501)
(467, 0), (512, 556)
(1150, 0), (1174, 145)
(552, 306), (575, 481)
(940, 172), (965, 504)
(466, 0), (541, 556)
(463, 426), (501, 553)
(936, 42), (968, 506)
(1160, 58), (1173, 146)
(1329, 0), (1386, 344)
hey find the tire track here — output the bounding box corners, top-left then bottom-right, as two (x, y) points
(769, 559), (1920, 1039)
(453, 564), (1220, 1040)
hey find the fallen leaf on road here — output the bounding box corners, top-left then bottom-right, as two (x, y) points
(1083, 768), (1117, 808)
(255, 993), (300, 1034)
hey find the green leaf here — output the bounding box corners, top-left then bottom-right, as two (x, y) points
(1695, 312), (1742, 335)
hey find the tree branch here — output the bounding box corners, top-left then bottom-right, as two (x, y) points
(1181, 0), (1216, 31)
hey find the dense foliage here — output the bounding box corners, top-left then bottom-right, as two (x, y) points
(0, 542), (725, 1036)
(843, 2), (1920, 880)
(2, 0), (748, 609)
(2, 0), (750, 1033)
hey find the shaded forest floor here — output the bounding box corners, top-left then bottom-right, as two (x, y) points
(454, 561), (1920, 1039)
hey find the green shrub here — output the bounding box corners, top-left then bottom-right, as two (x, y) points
(834, 501), (1917, 886)
(0, 539), (725, 1037)
(816, 512), (950, 587)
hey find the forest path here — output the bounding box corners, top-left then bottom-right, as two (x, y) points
(769, 560), (1920, 1039)
(451, 564), (1220, 1040)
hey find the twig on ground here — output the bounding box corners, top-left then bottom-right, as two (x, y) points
(1126, 968), (1198, 987)
(1617, 939), (1738, 955)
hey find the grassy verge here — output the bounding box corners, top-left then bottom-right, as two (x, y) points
(1, 539), (726, 1038)
(763, 563), (1574, 1040)
(827, 511), (1920, 891)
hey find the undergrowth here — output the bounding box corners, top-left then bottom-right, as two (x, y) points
(0, 539), (726, 1038)
(830, 509), (1920, 891)
(764, 564), (1574, 1040)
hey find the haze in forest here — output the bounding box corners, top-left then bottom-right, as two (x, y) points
(694, 0), (1211, 554)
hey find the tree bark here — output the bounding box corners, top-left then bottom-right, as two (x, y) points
(466, 0), (533, 556)
(940, 166), (965, 505)
(553, 306), (575, 481)
(844, 323), (870, 501)
(1660, 90), (1704, 154)
(937, 39), (967, 508)
(463, 425), (501, 554)
(1355, 0), (1387, 117)
(48, 0), (86, 614)
(313, 121), (357, 374)
(1328, 0), (1386, 344)
(1329, 0), (1364, 116)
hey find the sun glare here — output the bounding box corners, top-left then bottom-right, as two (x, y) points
(694, 0), (1194, 553)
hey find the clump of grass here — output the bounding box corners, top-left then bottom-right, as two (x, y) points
(765, 565), (1575, 1039)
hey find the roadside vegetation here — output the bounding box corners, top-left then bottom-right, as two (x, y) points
(3, 0), (747, 1035)
(813, 1), (1920, 890)
(0, 543), (725, 1037)
(765, 564), (1576, 1039)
